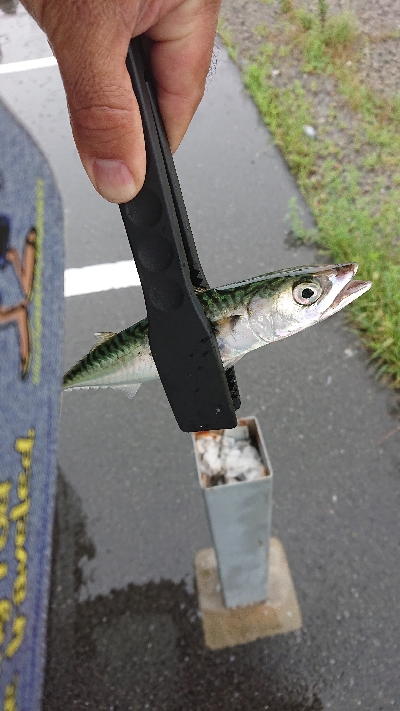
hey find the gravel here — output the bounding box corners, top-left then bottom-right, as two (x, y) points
(220, 0), (400, 100)
(219, 0), (399, 201)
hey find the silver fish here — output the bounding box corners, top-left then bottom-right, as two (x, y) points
(63, 262), (371, 398)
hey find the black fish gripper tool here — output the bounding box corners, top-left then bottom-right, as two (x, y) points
(119, 36), (240, 433)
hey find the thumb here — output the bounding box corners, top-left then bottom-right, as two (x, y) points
(55, 27), (145, 203)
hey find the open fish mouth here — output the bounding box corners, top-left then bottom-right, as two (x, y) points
(329, 265), (372, 312)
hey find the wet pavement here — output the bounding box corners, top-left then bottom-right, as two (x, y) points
(1, 8), (399, 710)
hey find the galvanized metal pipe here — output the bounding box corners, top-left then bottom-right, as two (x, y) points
(193, 416), (273, 609)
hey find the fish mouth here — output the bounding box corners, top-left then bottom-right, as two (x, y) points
(316, 263), (371, 316)
(329, 277), (372, 312)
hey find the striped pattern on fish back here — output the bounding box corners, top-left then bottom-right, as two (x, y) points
(63, 318), (149, 387)
(63, 271), (289, 388)
(199, 276), (286, 321)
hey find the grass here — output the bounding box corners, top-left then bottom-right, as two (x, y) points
(292, 8), (358, 72)
(217, 18), (238, 62)
(219, 5), (400, 386)
(254, 22), (270, 38)
(317, 0), (328, 26)
(280, 0), (293, 13)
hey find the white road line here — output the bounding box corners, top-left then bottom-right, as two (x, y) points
(64, 260), (140, 297)
(0, 56), (58, 74)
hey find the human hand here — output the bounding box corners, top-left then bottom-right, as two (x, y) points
(20, 0), (221, 203)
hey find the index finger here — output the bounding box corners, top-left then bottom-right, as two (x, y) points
(145, 0), (221, 152)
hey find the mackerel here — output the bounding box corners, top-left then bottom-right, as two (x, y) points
(63, 263), (371, 398)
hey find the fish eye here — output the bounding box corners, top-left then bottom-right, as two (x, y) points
(292, 281), (323, 305)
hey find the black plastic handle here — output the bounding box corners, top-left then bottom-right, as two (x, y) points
(119, 37), (238, 432)
(143, 43), (241, 411)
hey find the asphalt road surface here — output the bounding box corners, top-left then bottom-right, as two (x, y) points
(1, 7), (399, 711)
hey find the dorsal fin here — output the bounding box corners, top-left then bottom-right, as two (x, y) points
(90, 332), (116, 352)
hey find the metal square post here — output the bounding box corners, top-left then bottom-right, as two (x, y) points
(193, 416), (273, 608)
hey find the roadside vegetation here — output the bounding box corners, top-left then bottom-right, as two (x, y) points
(219, 1), (400, 386)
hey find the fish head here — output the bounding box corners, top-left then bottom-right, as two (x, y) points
(248, 263), (371, 342)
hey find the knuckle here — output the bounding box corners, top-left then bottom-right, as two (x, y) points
(71, 103), (136, 150)
(67, 79), (137, 145)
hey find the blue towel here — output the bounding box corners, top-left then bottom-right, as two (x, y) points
(0, 98), (64, 711)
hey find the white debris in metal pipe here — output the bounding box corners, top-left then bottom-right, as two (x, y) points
(195, 426), (266, 487)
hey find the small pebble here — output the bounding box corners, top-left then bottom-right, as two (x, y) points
(303, 125), (317, 139)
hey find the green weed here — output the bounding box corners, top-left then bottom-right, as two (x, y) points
(302, 30), (330, 72)
(292, 8), (357, 72)
(288, 178), (400, 384)
(217, 18), (238, 61)
(297, 8), (314, 31)
(318, 0), (328, 26)
(245, 58), (317, 181)
(280, 0), (293, 14)
(220, 0), (400, 382)
(324, 12), (357, 48)
(254, 22), (269, 38)
(243, 43), (400, 385)
(278, 44), (291, 57)
(362, 152), (380, 171)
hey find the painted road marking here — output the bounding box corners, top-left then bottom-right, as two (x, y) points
(0, 57), (58, 74)
(64, 260), (140, 297)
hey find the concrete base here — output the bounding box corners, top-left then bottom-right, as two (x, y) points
(194, 537), (302, 650)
